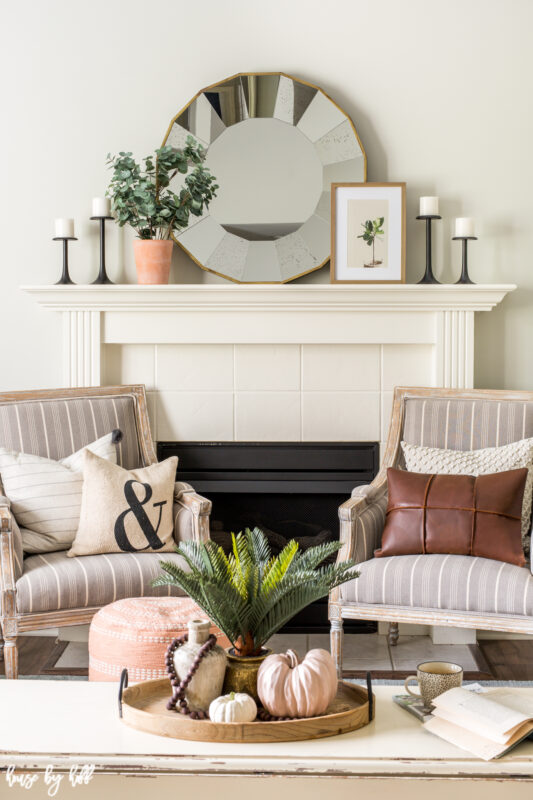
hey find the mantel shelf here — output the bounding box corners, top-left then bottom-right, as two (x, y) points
(22, 283), (516, 312)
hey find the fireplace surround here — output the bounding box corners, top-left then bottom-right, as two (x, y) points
(23, 284), (515, 450)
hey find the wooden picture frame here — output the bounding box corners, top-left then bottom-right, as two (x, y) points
(330, 182), (406, 284)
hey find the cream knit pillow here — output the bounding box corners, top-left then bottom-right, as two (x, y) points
(68, 450), (178, 557)
(0, 430), (121, 554)
(401, 437), (533, 550)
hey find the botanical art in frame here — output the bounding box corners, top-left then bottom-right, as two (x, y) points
(330, 182), (406, 283)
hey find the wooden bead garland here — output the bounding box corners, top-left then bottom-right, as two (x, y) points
(164, 632), (217, 720)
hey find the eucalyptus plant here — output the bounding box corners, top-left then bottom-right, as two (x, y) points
(153, 527), (358, 657)
(106, 136), (218, 240)
(358, 216), (385, 265)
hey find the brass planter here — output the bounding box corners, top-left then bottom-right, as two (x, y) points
(222, 649), (271, 701)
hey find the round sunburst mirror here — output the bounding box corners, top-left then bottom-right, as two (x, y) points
(163, 72), (366, 283)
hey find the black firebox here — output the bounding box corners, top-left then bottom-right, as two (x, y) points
(157, 441), (379, 634)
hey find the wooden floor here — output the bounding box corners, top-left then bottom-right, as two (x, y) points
(0, 636), (64, 676)
(479, 639), (533, 680)
(2, 636), (533, 680)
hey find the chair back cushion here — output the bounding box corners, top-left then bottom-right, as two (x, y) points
(0, 395), (142, 469)
(402, 396), (533, 453)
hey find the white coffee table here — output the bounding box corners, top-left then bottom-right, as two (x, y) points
(1, 682), (532, 798)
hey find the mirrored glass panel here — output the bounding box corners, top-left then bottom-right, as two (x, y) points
(163, 73), (366, 283)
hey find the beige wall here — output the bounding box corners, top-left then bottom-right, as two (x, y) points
(2, 0), (532, 392)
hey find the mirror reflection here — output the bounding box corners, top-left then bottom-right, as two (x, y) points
(207, 118), (322, 241)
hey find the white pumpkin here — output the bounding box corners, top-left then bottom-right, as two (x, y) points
(208, 692), (257, 723)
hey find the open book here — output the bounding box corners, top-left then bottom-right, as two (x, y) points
(424, 687), (533, 760)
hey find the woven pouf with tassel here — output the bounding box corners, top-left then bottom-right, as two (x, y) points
(88, 597), (230, 682)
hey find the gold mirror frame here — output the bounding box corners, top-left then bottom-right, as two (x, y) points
(162, 72), (366, 283)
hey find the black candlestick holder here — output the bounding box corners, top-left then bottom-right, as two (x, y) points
(90, 215), (115, 284)
(453, 236), (477, 284)
(53, 237), (77, 285)
(416, 215), (442, 284)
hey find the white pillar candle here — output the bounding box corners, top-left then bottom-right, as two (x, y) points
(419, 196), (439, 216)
(54, 218), (75, 238)
(455, 217), (475, 237)
(92, 197), (110, 217)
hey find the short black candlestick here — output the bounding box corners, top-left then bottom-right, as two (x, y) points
(416, 215), (441, 284)
(453, 236), (477, 285)
(90, 215), (114, 284)
(53, 237), (77, 285)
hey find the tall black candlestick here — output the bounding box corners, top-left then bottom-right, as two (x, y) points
(53, 237), (77, 285)
(416, 215), (441, 284)
(90, 215), (114, 284)
(453, 236), (477, 284)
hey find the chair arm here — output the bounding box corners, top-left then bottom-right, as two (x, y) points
(0, 498), (23, 626)
(173, 482), (212, 545)
(337, 477), (388, 565)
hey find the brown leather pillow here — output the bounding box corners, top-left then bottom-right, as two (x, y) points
(376, 467), (527, 567)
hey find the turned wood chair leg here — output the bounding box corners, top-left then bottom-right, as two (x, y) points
(330, 618), (344, 678)
(3, 637), (18, 679)
(388, 622), (399, 647)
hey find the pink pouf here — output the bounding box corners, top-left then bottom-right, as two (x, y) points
(88, 597), (230, 682)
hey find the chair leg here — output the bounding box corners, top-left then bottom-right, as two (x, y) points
(3, 636), (18, 679)
(388, 622), (399, 647)
(330, 618), (344, 678)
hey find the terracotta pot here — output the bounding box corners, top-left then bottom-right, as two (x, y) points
(222, 649), (271, 701)
(133, 239), (173, 284)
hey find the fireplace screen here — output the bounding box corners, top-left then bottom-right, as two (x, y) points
(157, 441), (379, 632)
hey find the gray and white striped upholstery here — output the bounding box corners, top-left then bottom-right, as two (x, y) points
(0, 396), (141, 472)
(348, 486), (387, 563)
(401, 397), (533, 454)
(16, 550), (187, 613)
(341, 554), (533, 617)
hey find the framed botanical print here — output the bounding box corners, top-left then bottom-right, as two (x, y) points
(330, 182), (406, 283)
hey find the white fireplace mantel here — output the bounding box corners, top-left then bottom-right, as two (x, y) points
(24, 283), (514, 389)
(23, 283), (515, 447)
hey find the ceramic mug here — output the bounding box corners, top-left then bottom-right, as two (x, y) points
(404, 660), (463, 708)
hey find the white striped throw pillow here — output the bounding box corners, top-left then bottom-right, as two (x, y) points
(0, 430), (121, 554)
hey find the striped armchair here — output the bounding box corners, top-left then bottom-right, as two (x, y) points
(0, 385), (211, 679)
(329, 387), (533, 676)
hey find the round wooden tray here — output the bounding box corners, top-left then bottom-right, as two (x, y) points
(119, 677), (372, 743)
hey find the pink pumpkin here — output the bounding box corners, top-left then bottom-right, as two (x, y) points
(257, 648), (338, 718)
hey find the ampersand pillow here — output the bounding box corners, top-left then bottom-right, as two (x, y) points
(67, 449), (178, 557)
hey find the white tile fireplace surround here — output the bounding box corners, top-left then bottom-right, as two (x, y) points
(25, 284), (514, 453)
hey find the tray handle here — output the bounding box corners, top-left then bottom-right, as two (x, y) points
(118, 667), (129, 718)
(366, 671), (374, 721)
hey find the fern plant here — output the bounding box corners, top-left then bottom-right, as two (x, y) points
(153, 527), (358, 657)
